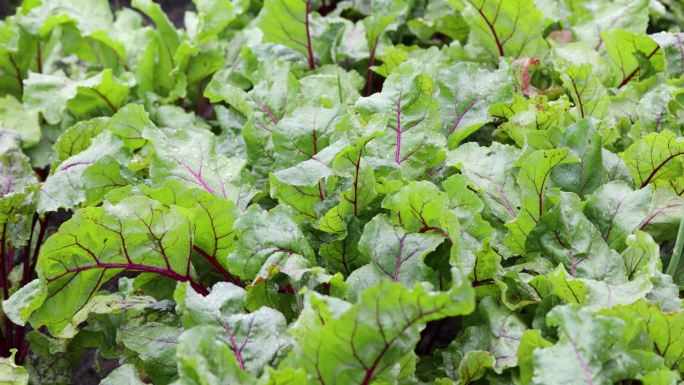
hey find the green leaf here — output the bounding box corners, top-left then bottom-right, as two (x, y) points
(355, 60), (444, 178)
(177, 281), (246, 327)
(436, 61), (513, 146)
(382, 180), (457, 239)
(51, 118), (107, 166)
(602, 29), (661, 88)
(257, 0), (316, 68)
(532, 304), (665, 384)
(452, 0), (547, 59)
(492, 95), (571, 147)
(584, 181), (651, 250)
(640, 369), (681, 385)
(651, 32), (684, 78)
(176, 325), (255, 385)
(228, 206), (314, 281)
(560, 66), (609, 120)
(131, 0), (179, 53)
(448, 350), (494, 384)
(449, 142), (522, 224)
(143, 125), (256, 210)
(528, 191), (626, 282)
(256, 367), (308, 385)
(0, 145), (38, 248)
(59, 292), (160, 339)
(445, 297), (526, 373)
(18, 0), (114, 37)
(585, 181), (684, 251)
(29, 194), (197, 335)
(131, 0), (183, 100)
(620, 130), (684, 190)
(107, 181), (242, 284)
(0, 349), (29, 385)
(408, 0), (468, 43)
(270, 140), (347, 221)
(645, 272), (682, 313)
(22, 72), (79, 125)
(178, 287), (293, 377)
(217, 307), (294, 373)
(271, 105), (341, 169)
(506, 149), (579, 255)
(622, 231), (662, 282)
(551, 118), (607, 197)
(517, 330), (552, 384)
(570, 0), (649, 49)
(317, 134), (379, 235)
(119, 322), (181, 382)
(349, 214), (444, 288)
(99, 364), (146, 385)
(624, 301), (684, 372)
(298, 66), (364, 107)
(1, 279), (46, 326)
(291, 271), (474, 385)
(0, 95), (40, 148)
(23, 70), (133, 124)
(191, 0), (238, 42)
(107, 104), (155, 150)
(38, 131), (136, 212)
(319, 221), (365, 276)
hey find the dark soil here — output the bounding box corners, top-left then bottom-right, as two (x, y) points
(0, 0), (21, 18)
(110, 0), (193, 26)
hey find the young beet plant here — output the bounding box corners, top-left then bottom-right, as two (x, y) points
(2, 0), (684, 384)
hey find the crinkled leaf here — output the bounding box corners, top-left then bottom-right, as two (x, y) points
(270, 139), (347, 221)
(382, 180), (457, 240)
(119, 322), (180, 382)
(144, 125), (256, 210)
(449, 142), (522, 224)
(18, 0), (114, 36)
(350, 214), (444, 287)
(445, 297), (526, 373)
(228, 206), (314, 281)
(0, 146), (37, 248)
(291, 271), (474, 385)
(528, 191), (626, 282)
(176, 325), (255, 385)
(532, 304), (665, 384)
(38, 131), (136, 212)
(436, 61), (513, 146)
(506, 149), (579, 255)
(176, 281), (246, 327)
(355, 60), (443, 178)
